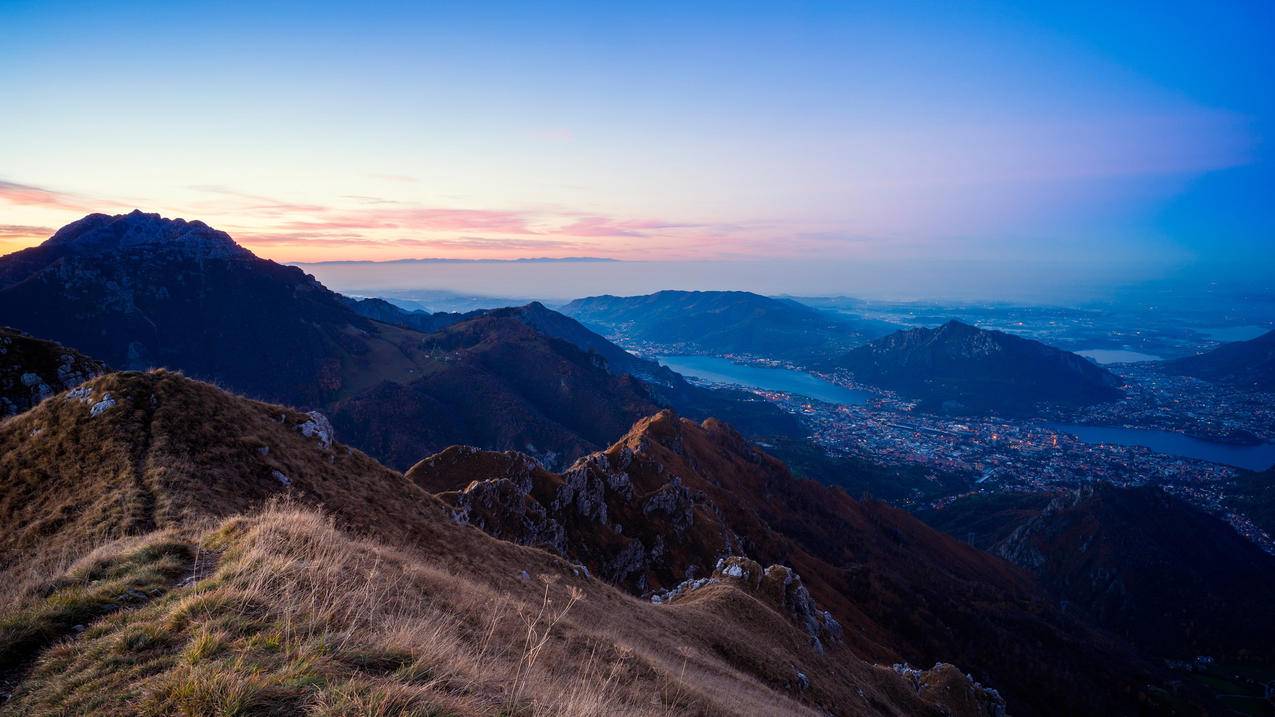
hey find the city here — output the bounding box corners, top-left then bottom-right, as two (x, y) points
(629, 347), (1275, 555)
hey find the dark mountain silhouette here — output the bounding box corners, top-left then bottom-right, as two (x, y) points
(1167, 328), (1275, 391)
(826, 320), (1123, 414)
(0, 212), (660, 469)
(0, 327), (105, 417)
(922, 484), (1275, 662)
(561, 290), (896, 361)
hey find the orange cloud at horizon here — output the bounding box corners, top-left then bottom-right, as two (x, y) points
(1, 178), (826, 264)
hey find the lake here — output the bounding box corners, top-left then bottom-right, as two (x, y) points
(1075, 349), (1162, 364)
(1046, 423), (1275, 471)
(656, 355), (872, 406)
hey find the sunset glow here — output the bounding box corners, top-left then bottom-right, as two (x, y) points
(2, 2), (1272, 271)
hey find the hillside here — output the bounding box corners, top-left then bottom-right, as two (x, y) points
(409, 411), (1161, 716)
(327, 313), (660, 469)
(561, 290), (894, 361)
(0, 370), (1006, 716)
(921, 484), (1275, 661)
(1167, 327), (1275, 391)
(0, 327), (105, 417)
(826, 320), (1124, 414)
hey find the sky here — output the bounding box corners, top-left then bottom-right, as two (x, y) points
(1, 1), (1272, 298)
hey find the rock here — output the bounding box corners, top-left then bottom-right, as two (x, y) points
(89, 392), (116, 416)
(452, 478), (568, 556)
(649, 575), (716, 604)
(552, 464), (609, 524)
(892, 662), (1006, 717)
(297, 410), (334, 448)
(271, 470), (291, 486)
(642, 476), (696, 533)
(711, 557), (843, 653)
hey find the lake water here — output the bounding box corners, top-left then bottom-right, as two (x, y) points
(656, 355), (872, 405)
(1046, 423), (1275, 471)
(1075, 349), (1162, 364)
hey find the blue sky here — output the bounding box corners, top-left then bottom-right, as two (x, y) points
(0, 1), (1271, 291)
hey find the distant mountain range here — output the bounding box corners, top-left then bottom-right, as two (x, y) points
(921, 484), (1275, 663)
(1167, 327), (1275, 391)
(560, 290), (899, 361)
(0, 212), (795, 468)
(825, 320), (1124, 414)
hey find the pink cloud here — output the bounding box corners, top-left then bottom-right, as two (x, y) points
(557, 216), (701, 237)
(237, 231), (587, 253)
(0, 223), (54, 239)
(0, 180), (90, 210)
(269, 207), (538, 235)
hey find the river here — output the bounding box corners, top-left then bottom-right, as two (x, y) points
(1045, 423), (1275, 471)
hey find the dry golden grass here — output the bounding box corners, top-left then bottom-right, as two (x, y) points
(3, 506), (845, 716)
(0, 372), (997, 716)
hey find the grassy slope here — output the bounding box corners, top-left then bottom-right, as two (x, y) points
(0, 371), (991, 717)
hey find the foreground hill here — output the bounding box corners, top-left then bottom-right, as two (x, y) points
(561, 290), (894, 361)
(409, 411), (1166, 716)
(0, 371), (1007, 716)
(826, 320), (1123, 414)
(922, 484), (1275, 662)
(0, 327), (105, 417)
(1167, 327), (1275, 391)
(0, 212), (685, 469)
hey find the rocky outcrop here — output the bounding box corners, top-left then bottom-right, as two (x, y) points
(297, 410), (334, 449)
(0, 328), (105, 416)
(709, 557), (844, 652)
(408, 419), (737, 596)
(891, 662), (1006, 717)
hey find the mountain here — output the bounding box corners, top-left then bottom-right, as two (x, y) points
(1167, 328), (1275, 391)
(825, 320), (1124, 414)
(560, 290), (896, 361)
(326, 312), (661, 469)
(0, 327), (105, 417)
(921, 484), (1275, 662)
(0, 211), (372, 408)
(0, 212), (673, 469)
(0, 370), (1009, 717)
(1223, 467), (1275, 540)
(409, 410), (1163, 716)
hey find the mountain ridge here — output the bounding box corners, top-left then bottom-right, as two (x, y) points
(826, 320), (1124, 414)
